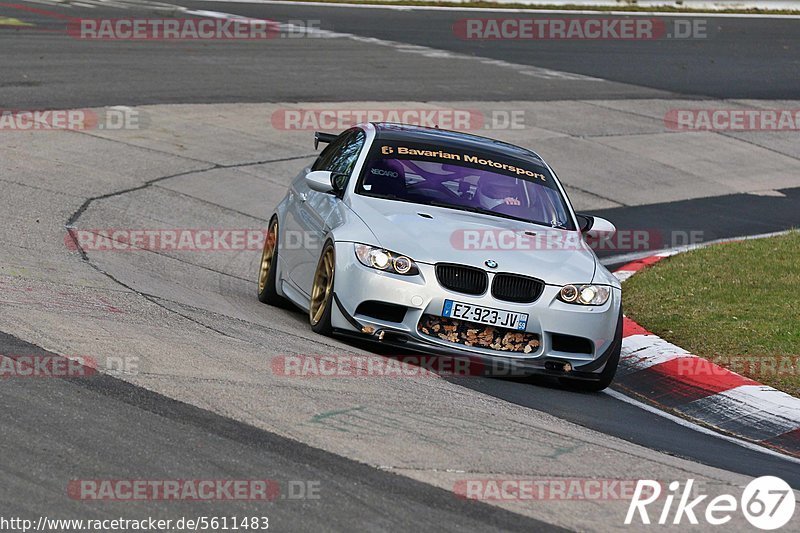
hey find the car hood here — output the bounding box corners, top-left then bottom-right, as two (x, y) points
(348, 195), (598, 286)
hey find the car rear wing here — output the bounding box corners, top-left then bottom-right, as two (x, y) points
(314, 131), (337, 150)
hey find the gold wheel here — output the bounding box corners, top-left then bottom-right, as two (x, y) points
(258, 222), (278, 294)
(309, 245), (335, 326)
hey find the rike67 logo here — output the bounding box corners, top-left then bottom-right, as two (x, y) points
(626, 477), (795, 530)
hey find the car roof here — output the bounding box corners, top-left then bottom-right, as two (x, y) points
(370, 122), (546, 166)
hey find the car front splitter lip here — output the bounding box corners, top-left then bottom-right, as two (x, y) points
(330, 327), (619, 382)
(331, 291), (622, 381)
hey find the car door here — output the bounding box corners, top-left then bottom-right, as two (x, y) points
(277, 166), (312, 289)
(285, 128), (366, 297)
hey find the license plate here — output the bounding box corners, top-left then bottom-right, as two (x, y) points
(441, 300), (528, 331)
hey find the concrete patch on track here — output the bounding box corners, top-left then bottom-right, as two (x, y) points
(2, 99), (799, 529)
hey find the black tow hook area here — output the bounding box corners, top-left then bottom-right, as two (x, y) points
(545, 361), (573, 373)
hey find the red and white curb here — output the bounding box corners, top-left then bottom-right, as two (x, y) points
(613, 245), (800, 459)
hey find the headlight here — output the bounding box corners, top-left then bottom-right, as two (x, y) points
(559, 285), (578, 302)
(355, 244), (419, 276)
(558, 284), (610, 306)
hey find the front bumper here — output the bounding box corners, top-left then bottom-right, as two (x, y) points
(331, 241), (622, 378)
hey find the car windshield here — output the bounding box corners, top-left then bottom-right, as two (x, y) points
(355, 141), (574, 229)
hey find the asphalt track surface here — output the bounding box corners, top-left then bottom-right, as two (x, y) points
(2, 1), (800, 108)
(595, 185), (800, 265)
(2, 1), (800, 530)
(0, 332), (555, 532)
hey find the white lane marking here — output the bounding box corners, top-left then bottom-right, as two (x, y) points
(182, 7), (604, 81)
(312, 25), (604, 81)
(386, 42), (602, 80)
(185, 0), (800, 19)
(184, 8), (269, 22)
(749, 189), (788, 197)
(605, 388), (800, 465)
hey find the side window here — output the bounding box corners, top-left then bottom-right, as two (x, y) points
(311, 135), (345, 172)
(328, 130), (365, 177)
(311, 129), (365, 177)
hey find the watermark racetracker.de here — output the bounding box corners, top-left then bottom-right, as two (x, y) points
(450, 228), (705, 254)
(65, 229), (268, 252)
(674, 356), (799, 379)
(67, 479), (320, 501)
(271, 108), (526, 131)
(665, 108), (800, 131)
(67, 18), (323, 40)
(0, 516), (268, 532)
(0, 355), (139, 377)
(455, 478), (656, 501)
(453, 17), (709, 40)
(0, 108), (143, 131)
(65, 228), (706, 254)
(271, 354), (514, 378)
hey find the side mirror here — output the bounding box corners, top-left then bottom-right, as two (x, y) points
(577, 214), (616, 241)
(576, 214), (594, 233)
(305, 170), (335, 193)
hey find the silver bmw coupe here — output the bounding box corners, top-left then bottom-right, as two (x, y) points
(258, 123), (622, 391)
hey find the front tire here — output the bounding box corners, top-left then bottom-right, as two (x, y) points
(257, 217), (288, 306)
(309, 241), (336, 335)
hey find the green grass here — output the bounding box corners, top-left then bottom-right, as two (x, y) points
(276, 0), (800, 15)
(623, 231), (800, 397)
